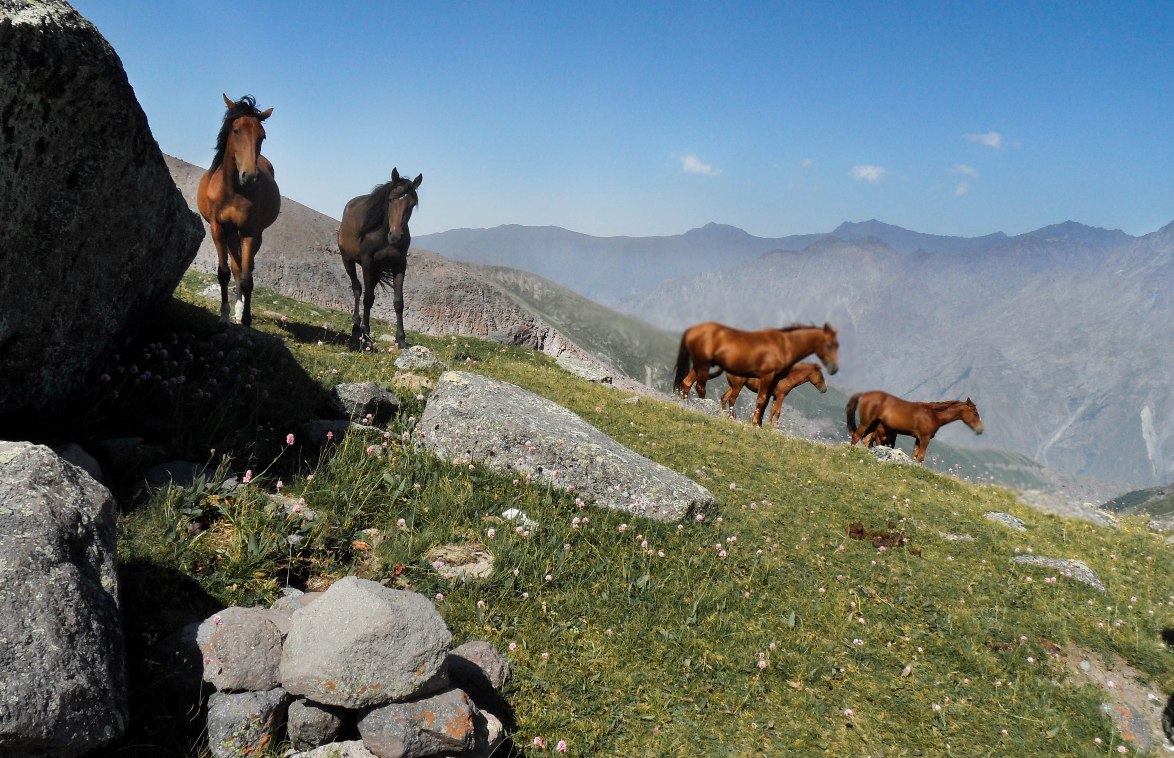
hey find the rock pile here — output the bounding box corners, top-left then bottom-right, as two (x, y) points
(197, 576), (508, 758)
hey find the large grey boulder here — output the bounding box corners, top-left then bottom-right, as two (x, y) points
(280, 577), (452, 709)
(0, 441), (126, 757)
(0, 1), (204, 418)
(418, 371), (715, 521)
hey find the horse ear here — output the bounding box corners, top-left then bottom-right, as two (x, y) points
(258, 107), (273, 121)
(412, 173), (423, 188)
(222, 93), (235, 109)
(391, 167), (400, 182)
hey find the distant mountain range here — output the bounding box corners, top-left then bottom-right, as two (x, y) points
(414, 219), (1137, 304)
(418, 218), (1174, 488)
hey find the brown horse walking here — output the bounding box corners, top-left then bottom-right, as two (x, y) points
(197, 94), (280, 328)
(721, 362), (828, 426)
(337, 168), (423, 349)
(846, 391), (983, 463)
(673, 322), (839, 426)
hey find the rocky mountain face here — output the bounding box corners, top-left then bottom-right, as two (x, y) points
(618, 226), (1174, 487)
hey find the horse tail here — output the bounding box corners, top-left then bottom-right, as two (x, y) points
(672, 334), (691, 393)
(846, 393), (861, 436)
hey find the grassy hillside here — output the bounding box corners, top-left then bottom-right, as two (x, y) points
(478, 264), (1062, 496)
(94, 273), (1174, 757)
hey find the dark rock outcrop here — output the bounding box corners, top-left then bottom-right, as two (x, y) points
(0, 1), (203, 419)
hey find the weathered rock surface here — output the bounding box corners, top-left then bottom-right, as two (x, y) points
(0, 2), (203, 419)
(332, 382), (401, 426)
(0, 441), (126, 757)
(280, 577), (452, 708)
(197, 607), (284, 692)
(1011, 555), (1107, 593)
(357, 688), (480, 758)
(206, 687), (290, 758)
(287, 698), (347, 750)
(419, 371), (715, 521)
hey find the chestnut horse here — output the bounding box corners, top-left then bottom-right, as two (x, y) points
(197, 94), (280, 328)
(721, 362), (828, 426)
(846, 391), (983, 463)
(673, 322), (839, 426)
(337, 168), (423, 349)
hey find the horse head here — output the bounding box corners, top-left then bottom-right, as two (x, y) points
(220, 94), (272, 188)
(817, 323), (840, 375)
(808, 364), (829, 393)
(961, 397), (984, 435)
(385, 167), (423, 248)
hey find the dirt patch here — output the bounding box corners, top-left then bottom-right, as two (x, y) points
(847, 522), (910, 549)
(425, 543), (494, 581)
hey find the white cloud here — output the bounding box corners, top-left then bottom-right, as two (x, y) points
(952, 164), (978, 177)
(955, 181), (970, 197)
(964, 131), (1003, 149)
(850, 164), (886, 183)
(681, 154), (720, 176)
(800, 158), (814, 169)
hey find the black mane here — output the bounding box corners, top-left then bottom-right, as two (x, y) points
(358, 177), (416, 240)
(210, 95), (264, 172)
(777, 323), (817, 332)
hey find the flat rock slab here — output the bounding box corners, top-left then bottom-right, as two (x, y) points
(418, 371), (714, 522)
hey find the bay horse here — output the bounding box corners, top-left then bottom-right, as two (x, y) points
(720, 362), (828, 426)
(673, 322), (839, 426)
(846, 391), (983, 463)
(197, 94), (280, 328)
(337, 168), (423, 349)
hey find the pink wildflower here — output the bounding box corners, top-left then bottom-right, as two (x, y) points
(286, 433), (295, 446)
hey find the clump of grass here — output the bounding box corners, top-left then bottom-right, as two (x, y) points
(103, 272), (1174, 756)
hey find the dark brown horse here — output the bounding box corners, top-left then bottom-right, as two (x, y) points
(846, 391), (983, 463)
(337, 168), (423, 349)
(197, 94), (280, 328)
(673, 322), (839, 426)
(720, 362), (827, 426)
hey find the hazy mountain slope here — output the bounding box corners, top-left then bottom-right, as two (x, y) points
(620, 227), (1174, 487)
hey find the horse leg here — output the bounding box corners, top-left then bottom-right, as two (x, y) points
(361, 264), (379, 350)
(751, 382), (772, 426)
(237, 235), (261, 327)
(392, 270), (407, 348)
(768, 396), (783, 427)
(344, 258), (363, 350)
(852, 420), (878, 447)
(680, 370), (696, 399)
(211, 223), (232, 323)
(721, 385), (737, 417)
(913, 435), (929, 463)
(693, 363), (709, 399)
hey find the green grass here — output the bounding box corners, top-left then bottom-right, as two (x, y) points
(97, 272), (1174, 757)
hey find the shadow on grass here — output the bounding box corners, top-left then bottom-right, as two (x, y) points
(6, 296), (346, 507)
(93, 560), (224, 757)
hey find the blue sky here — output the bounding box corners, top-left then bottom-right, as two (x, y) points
(73, 1), (1174, 238)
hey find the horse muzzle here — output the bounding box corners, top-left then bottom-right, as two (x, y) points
(826, 363), (839, 375)
(237, 170), (259, 187)
(974, 424), (984, 435)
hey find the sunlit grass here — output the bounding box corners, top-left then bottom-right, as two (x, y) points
(106, 272), (1174, 757)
